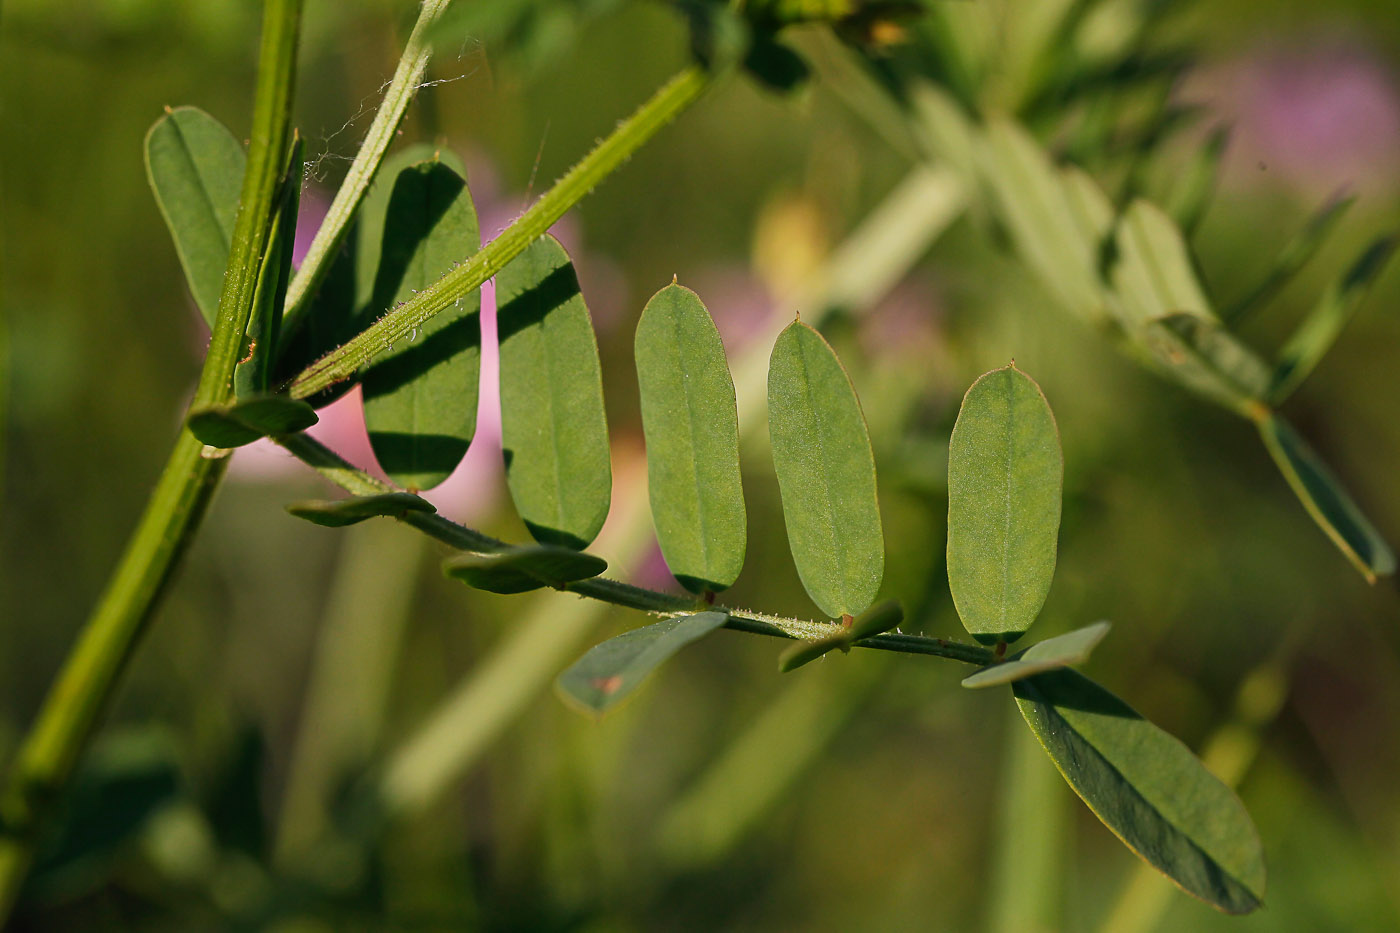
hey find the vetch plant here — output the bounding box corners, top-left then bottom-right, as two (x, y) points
(9, 0), (1396, 924)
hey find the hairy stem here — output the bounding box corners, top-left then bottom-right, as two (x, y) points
(286, 64), (713, 399)
(281, 0), (454, 330)
(0, 0), (303, 918)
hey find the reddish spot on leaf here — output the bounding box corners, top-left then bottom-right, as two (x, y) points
(591, 676), (624, 695)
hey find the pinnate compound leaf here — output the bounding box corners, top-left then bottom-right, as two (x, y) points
(497, 235), (611, 549)
(557, 611), (728, 715)
(635, 283), (746, 593)
(1269, 234), (1397, 404)
(443, 544), (607, 594)
(947, 365), (1062, 645)
(361, 158), (482, 491)
(961, 620), (1110, 689)
(286, 492), (436, 528)
(187, 394), (318, 449)
(144, 106), (245, 325)
(1143, 312), (1271, 412)
(1014, 669), (1266, 914)
(767, 320), (884, 619)
(1256, 413), (1395, 582)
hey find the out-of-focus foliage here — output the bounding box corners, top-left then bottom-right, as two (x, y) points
(4, 0), (1400, 928)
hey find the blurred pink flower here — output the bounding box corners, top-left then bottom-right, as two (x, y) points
(1196, 37), (1400, 196)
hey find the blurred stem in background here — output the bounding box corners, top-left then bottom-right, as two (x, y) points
(0, 0), (304, 918)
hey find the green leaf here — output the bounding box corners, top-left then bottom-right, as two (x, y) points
(743, 34), (811, 94)
(778, 631), (851, 673)
(361, 158), (482, 491)
(635, 283), (746, 593)
(1143, 312), (1271, 412)
(767, 319), (884, 619)
(961, 620), (1110, 689)
(1269, 234), (1397, 404)
(557, 611), (728, 715)
(235, 134), (303, 397)
(1014, 669), (1266, 914)
(1165, 125), (1229, 236)
(946, 365), (1062, 645)
(847, 599), (903, 640)
(144, 106), (246, 325)
(1256, 413), (1395, 583)
(1222, 194), (1355, 325)
(497, 235), (611, 549)
(187, 394), (318, 449)
(1111, 199), (1214, 326)
(443, 544), (608, 594)
(286, 492), (436, 527)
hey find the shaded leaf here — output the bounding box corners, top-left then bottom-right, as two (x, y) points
(743, 34), (811, 93)
(361, 158), (482, 491)
(767, 319), (884, 619)
(962, 620), (1110, 689)
(235, 134), (302, 397)
(1015, 669), (1266, 914)
(1256, 413), (1395, 582)
(1144, 312), (1271, 412)
(947, 364), (1062, 645)
(187, 394), (318, 449)
(1165, 124), (1229, 236)
(497, 235), (611, 549)
(557, 611), (728, 715)
(144, 106), (245, 325)
(1111, 199), (1214, 326)
(1269, 234), (1397, 404)
(778, 631), (851, 673)
(635, 283), (746, 593)
(443, 544), (607, 594)
(286, 492), (436, 528)
(1222, 193), (1355, 325)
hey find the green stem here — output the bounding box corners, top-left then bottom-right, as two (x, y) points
(280, 0), (454, 330)
(0, 0), (302, 919)
(275, 433), (994, 667)
(286, 64), (714, 399)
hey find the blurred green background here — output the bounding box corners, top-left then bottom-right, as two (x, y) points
(4, 0), (1400, 928)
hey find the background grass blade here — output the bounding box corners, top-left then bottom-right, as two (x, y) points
(635, 283), (746, 593)
(144, 106), (246, 325)
(1015, 669), (1266, 914)
(767, 320), (883, 619)
(1256, 413), (1395, 582)
(962, 620), (1110, 688)
(947, 364), (1062, 645)
(360, 158), (482, 491)
(497, 235), (612, 549)
(556, 611), (728, 715)
(1269, 234), (1397, 404)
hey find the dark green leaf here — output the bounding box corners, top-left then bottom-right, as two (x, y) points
(361, 158), (482, 491)
(1256, 413), (1395, 582)
(187, 394), (318, 448)
(443, 544), (608, 594)
(286, 492), (436, 527)
(1015, 669), (1266, 914)
(767, 319), (884, 619)
(962, 620), (1110, 689)
(557, 611), (728, 715)
(778, 631), (851, 673)
(497, 235), (611, 549)
(947, 365), (1062, 645)
(1269, 234), (1397, 404)
(144, 106), (246, 325)
(635, 283), (746, 593)
(1143, 312), (1271, 412)
(1222, 194), (1355, 325)
(743, 34), (811, 93)
(235, 134), (303, 397)
(848, 599), (903, 640)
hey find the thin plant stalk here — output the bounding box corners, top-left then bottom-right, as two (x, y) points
(0, 0), (305, 918)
